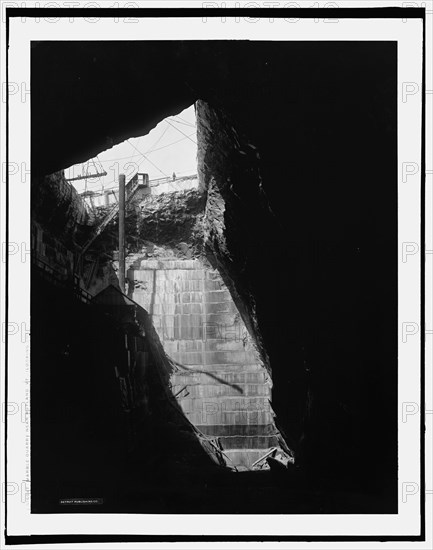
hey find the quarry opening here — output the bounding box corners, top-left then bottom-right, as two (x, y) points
(31, 100), (294, 513)
(71, 103), (292, 472)
(31, 40), (398, 515)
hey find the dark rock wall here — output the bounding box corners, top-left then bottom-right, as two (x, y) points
(32, 171), (92, 242)
(32, 41), (397, 499)
(31, 272), (221, 512)
(199, 101), (274, 372)
(32, 171), (93, 278)
(197, 78), (397, 485)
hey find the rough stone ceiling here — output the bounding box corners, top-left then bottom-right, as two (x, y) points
(31, 41), (395, 178)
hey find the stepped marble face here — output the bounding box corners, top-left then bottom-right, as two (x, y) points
(125, 254), (288, 470)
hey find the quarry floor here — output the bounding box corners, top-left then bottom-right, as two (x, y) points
(32, 417), (395, 516)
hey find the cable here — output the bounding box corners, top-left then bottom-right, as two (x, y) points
(96, 124), (171, 163)
(92, 131), (195, 163)
(129, 124), (171, 173)
(146, 123), (170, 151)
(92, 152), (143, 162)
(122, 123), (169, 170)
(126, 136), (141, 168)
(132, 131), (195, 173)
(81, 169), (198, 194)
(168, 116), (196, 128)
(171, 113), (196, 127)
(146, 132), (196, 154)
(165, 120), (197, 145)
(95, 155), (105, 173)
(126, 139), (168, 177)
(71, 124), (196, 192)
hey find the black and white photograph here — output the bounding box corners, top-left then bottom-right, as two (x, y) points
(0, 2), (429, 547)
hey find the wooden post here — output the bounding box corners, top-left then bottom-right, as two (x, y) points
(119, 173), (126, 293)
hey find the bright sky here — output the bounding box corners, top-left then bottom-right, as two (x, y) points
(65, 104), (197, 194)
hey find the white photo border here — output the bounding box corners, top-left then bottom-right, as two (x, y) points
(1, 2), (427, 544)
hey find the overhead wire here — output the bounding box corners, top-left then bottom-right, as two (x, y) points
(146, 123), (170, 150)
(121, 123), (170, 171)
(73, 133), (194, 191)
(126, 136), (141, 168)
(72, 114), (197, 192)
(131, 128), (195, 173)
(126, 139), (168, 177)
(168, 116), (196, 128)
(85, 168), (198, 193)
(95, 155), (105, 173)
(93, 151), (142, 162)
(171, 113), (196, 127)
(144, 132), (196, 154)
(165, 120), (197, 145)
(98, 132), (196, 162)
(129, 124), (171, 172)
